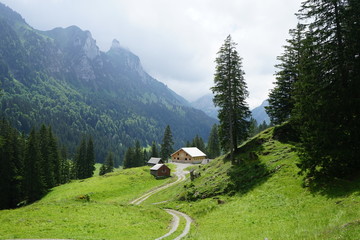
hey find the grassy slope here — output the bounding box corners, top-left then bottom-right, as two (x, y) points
(1, 128), (359, 239)
(151, 127), (360, 239)
(0, 166), (174, 240)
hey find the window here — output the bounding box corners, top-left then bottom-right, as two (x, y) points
(185, 158), (187, 160)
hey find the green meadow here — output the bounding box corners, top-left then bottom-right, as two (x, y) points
(151, 127), (360, 240)
(1, 127), (359, 239)
(0, 166), (174, 240)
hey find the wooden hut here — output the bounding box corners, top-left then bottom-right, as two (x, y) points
(150, 164), (171, 178)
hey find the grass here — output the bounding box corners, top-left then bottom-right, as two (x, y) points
(157, 127), (360, 239)
(2, 126), (359, 239)
(0, 166), (174, 240)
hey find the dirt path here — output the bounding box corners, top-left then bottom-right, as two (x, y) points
(130, 163), (193, 240)
(130, 163), (190, 205)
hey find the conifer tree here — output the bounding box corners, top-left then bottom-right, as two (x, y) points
(266, 24), (304, 124)
(143, 149), (148, 165)
(134, 140), (143, 167)
(38, 124), (55, 189)
(150, 141), (159, 157)
(207, 124), (221, 159)
(160, 125), (174, 162)
(0, 120), (24, 209)
(293, 0), (360, 177)
(24, 129), (46, 203)
(99, 152), (114, 176)
(74, 137), (87, 179)
(191, 135), (206, 153)
(48, 126), (61, 185)
(123, 147), (135, 169)
(211, 35), (250, 163)
(59, 145), (71, 184)
(85, 137), (95, 178)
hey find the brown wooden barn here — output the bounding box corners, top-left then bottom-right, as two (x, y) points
(150, 164), (171, 178)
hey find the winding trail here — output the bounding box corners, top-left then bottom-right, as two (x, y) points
(130, 163), (193, 240)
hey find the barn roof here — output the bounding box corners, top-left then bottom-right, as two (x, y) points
(147, 157), (162, 164)
(172, 147), (206, 157)
(150, 164), (166, 171)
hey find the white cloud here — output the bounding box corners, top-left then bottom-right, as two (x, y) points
(1, 0), (302, 108)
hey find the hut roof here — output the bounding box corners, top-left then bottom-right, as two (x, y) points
(147, 157), (163, 164)
(172, 147), (206, 157)
(150, 164), (165, 171)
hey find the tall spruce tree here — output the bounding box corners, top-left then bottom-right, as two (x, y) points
(74, 137), (87, 179)
(85, 137), (95, 178)
(207, 124), (221, 159)
(38, 124), (55, 189)
(293, 0), (360, 177)
(123, 147), (135, 169)
(24, 129), (46, 203)
(160, 125), (174, 162)
(211, 35), (250, 163)
(191, 135), (206, 153)
(151, 141), (159, 157)
(266, 24), (305, 124)
(48, 126), (61, 185)
(99, 152), (114, 176)
(0, 120), (25, 209)
(134, 140), (144, 167)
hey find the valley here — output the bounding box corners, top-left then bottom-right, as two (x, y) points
(1, 126), (359, 239)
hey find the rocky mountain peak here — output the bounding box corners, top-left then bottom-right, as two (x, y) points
(82, 31), (100, 60)
(111, 39), (121, 50)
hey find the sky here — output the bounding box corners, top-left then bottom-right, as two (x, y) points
(1, 0), (302, 108)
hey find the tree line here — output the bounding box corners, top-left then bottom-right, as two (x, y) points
(210, 0), (359, 181)
(123, 124), (222, 169)
(265, 0), (359, 179)
(0, 119), (96, 209)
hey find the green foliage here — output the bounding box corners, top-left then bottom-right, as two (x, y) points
(266, 24), (304, 124)
(291, 0), (360, 178)
(0, 6), (216, 166)
(211, 35), (251, 162)
(0, 119), (25, 209)
(158, 127), (360, 239)
(74, 136), (95, 179)
(150, 141), (159, 157)
(123, 140), (147, 169)
(188, 134), (206, 153)
(160, 125), (174, 162)
(99, 152), (114, 176)
(0, 120), (73, 209)
(206, 124), (221, 159)
(23, 129), (46, 203)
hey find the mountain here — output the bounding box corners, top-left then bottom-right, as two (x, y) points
(191, 93), (270, 124)
(190, 94), (219, 120)
(0, 3), (216, 163)
(251, 100), (270, 124)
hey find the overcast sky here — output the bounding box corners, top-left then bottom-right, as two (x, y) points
(1, 0), (302, 108)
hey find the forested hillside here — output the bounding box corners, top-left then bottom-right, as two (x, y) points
(0, 3), (216, 163)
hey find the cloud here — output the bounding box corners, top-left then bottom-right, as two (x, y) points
(2, 0), (302, 108)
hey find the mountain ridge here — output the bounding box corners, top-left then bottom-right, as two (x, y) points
(191, 93), (270, 124)
(0, 2), (216, 163)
